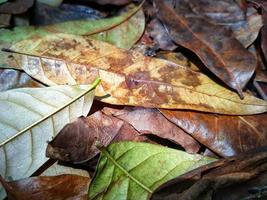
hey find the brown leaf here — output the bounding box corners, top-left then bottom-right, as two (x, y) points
(154, 0), (257, 97)
(0, 69), (44, 91)
(103, 107), (200, 153)
(260, 3), (267, 63)
(160, 109), (267, 157)
(46, 111), (147, 163)
(151, 148), (267, 200)
(185, 0), (262, 47)
(0, 174), (89, 200)
(8, 34), (267, 115)
(0, 0), (34, 14)
(147, 19), (177, 51)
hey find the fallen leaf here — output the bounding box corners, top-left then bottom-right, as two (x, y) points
(0, 0), (34, 14)
(0, 175), (90, 200)
(0, 3), (144, 68)
(151, 148), (267, 200)
(186, 0), (262, 47)
(160, 109), (267, 157)
(154, 0), (257, 97)
(88, 141), (216, 200)
(46, 111), (148, 163)
(104, 107), (200, 153)
(147, 19), (177, 51)
(0, 69), (44, 92)
(0, 79), (99, 199)
(7, 33), (267, 114)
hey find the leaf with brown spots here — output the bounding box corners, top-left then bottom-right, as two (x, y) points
(46, 111), (148, 163)
(154, 0), (257, 97)
(103, 107), (200, 153)
(0, 174), (90, 200)
(6, 33), (267, 114)
(160, 109), (267, 157)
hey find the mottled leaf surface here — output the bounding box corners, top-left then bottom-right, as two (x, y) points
(88, 142), (215, 200)
(8, 33), (267, 114)
(0, 3), (144, 68)
(160, 109), (267, 157)
(154, 0), (257, 96)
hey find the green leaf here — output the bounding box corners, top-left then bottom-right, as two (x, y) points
(0, 78), (100, 198)
(88, 142), (216, 200)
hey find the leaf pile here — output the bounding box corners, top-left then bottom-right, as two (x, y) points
(0, 0), (267, 199)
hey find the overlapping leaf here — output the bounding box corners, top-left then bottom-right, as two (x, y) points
(160, 109), (267, 157)
(6, 33), (267, 114)
(154, 0), (257, 96)
(88, 142), (215, 200)
(0, 79), (99, 198)
(0, 3), (145, 68)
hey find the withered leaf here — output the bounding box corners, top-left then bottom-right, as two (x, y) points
(0, 175), (89, 200)
(104, 107), (200, 153)
(185, 0), (262, 47)
(160, 109), (267, 157)
(7, 33), (267, 115)
(152, 149), (267, 200)
(46, 111), (147, 163)
(88, 0), (133, 6)
(154, 0), (257, 97)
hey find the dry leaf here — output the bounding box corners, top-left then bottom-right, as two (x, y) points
(152, 149), (267, 200)
(104, 107), (200, 153)
(154, 0), (257, 97)
(0, 175), (89, 200)
(46, 111), (147, 163)
(160, 109), (267, 157)
(7, 33), (267, 115)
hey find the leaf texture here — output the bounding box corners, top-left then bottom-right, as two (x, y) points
(0, 79), (99, 198)
(7, 33), (267, 115)
(154, 0), (257, 96)
(88, 142), (215, 200)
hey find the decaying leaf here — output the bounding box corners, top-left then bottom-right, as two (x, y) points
(160, 109), (267, 157)
(154, 0), (257, 97)
(46, 110), (149, 163)
(0, 79), (99, 199)
(0, 174), (90, 200)
(151, 148), (267, 200)
(0, 3), (144, 68)
(0, 69), (44, 92)
(185, 0), (262, 47)
(104, 107), (200, 153)
(6, 33), (267, 114)
(88, 142), (215, 200)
